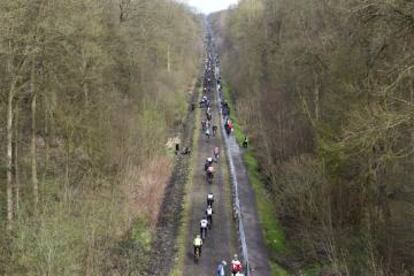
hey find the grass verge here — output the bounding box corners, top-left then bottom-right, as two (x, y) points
(170, 87), (201, 276)
(222, 82), (288, 276)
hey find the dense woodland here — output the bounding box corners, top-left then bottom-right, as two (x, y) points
(0, 0), (201, 274)
(2, 0), (414, 274)
(211, 0), (414, 274)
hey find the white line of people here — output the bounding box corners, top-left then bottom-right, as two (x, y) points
(192, 45), (244, 276)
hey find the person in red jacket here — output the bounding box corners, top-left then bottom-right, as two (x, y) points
(231, 254), (243, 275)
(225, 119), (233, 135)
(228, 120), (233, 130)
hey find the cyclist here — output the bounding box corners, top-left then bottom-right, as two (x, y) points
(206, 205), (214, 227)
(225, 119), (233, 135)
(200, 95), (206, 107)
(212, 125), (218, 136)
(193, 234), (203, 257)
(231, 254), (243, 275)
(205, 157), (214, 171)
(207, 192), (215, 207)
(200, 217), (209, 239)
(213, 146), (220, 161)
(217, 260), (227, 276)
(206, 128), (210, 139)
(207, 166), (214, 184)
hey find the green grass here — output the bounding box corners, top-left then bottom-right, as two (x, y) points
(302, 264), (323, 276)
(222, 82), (288, 275)
(271, 262), (290, 276)
(243, 152), (286, 253)
(132, 218), (152, 251)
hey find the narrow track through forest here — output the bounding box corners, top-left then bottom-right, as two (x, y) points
(182, 38), (235, 276)
(181, 27), (271, 276)
(144, 25), (271, 276)
(3, 1), (413, 275)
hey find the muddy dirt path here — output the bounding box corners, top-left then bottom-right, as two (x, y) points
(146, 29), (270, 276)
(182, 60), (235, 275)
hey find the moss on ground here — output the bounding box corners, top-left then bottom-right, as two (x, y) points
(243, 152), (286, 253)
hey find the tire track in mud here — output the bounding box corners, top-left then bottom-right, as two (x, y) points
(143, 79), (201, 276)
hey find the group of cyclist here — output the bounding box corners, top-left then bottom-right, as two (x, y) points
(194, 52), (219, 258)
(194, 191), (215, 246)
(216, 256), (243, 276)
(193, 56), (218, 263)
(192, 38), (244, 276)
(202, 100), (218, 140)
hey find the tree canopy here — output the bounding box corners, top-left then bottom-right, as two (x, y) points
(0, 0), (202, 274)
(210, 0), (414, 274)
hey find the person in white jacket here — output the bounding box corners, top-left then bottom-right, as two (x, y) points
(216, 260), (227, 276)
(200, 217), (208, 239)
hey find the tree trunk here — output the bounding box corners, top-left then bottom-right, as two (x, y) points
(7, 82), (15, 230)
(65, 127), (73, 202)
(81, 48), (89, 108)
(167, 44), (171, 73)
(31, 64), (39, 212)
(14, 100), (20, 214)
(314, 74), (320, 121)
(83, 80), (89, 108)
(42, 102), (49, 180)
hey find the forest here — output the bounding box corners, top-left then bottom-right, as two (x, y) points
(210, 0), (414, 275)
(0, 0), (202, 274)
(2, 0), (414, 275)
